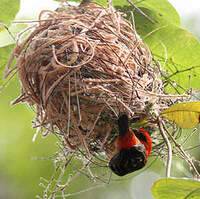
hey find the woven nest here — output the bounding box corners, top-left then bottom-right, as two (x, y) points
(6, 2), (169, 157)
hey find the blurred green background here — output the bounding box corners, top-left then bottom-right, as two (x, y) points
(1, 0), (200, 198)
(0, 79), (56, 198)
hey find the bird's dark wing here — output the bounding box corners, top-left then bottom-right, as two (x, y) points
(109, 142), (146, 176)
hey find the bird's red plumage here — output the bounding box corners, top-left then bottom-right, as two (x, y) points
(116, 129), (139, 151)
(116, 128), (152, 158)
(109, 114), (152, 176)
(136, 128), (152, 158)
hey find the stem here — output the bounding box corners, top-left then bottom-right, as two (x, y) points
(158, 117), (172, 178)
(161, 120), (200, 178)
(108, 0), (113, 7)
(126, 0), (156, 24)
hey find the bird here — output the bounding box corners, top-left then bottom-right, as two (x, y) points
(109, 114), (152, 176)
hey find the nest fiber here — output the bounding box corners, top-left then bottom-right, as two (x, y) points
(6, 3), (165, 155)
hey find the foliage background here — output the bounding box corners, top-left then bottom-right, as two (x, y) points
(0, 0), (200, 198)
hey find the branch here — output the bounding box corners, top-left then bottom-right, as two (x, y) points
(0, 22), (15, 41)
(161, 120), (200, 178)
(126, 0), (156, 24)
(158, 117), (172, 178)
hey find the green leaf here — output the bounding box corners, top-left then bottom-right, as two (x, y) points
(152, 178), (200, 199)
(114, 0), (180, 26)
(0, 23), (27, 47)
(130, 120), (148, 128)
(99, 0), (198, 93)
(0, 45), (15, 88)
(0, 0), (20, 27)
(144, 24), (200, 92)
(123, 2), (200, 93)
(161, 102), (200, 129)
(135, 0), (180, 26)
(113, 0), (200, 93)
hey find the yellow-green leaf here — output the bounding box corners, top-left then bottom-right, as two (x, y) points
(161, 102), (200, 129)
(130, 120), (148, 128)
(152, 178), (200, 199)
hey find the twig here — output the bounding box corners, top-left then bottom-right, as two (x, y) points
(126, 0), (156, 24)
(161, 120), (200, 178)
(43, 163), (62, 198)
(87, 105), (106, 137)
(67, 76), (71, 136)
(74, 72), (82, 121)
(130, 11), (136, 30)
(55, 184), (105, 198)
(181, 128), (197, 146)
(143, 25), (167, 39)
(157, 117), (172, 178)
(107, 0), (113, 8)
(185, 144), (200, 152)
(0, 22), (15, 41)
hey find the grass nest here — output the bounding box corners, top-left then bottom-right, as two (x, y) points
(5, 2), (173, 162)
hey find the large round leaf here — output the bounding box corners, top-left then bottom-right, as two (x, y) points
(114, 0), (200, 93)
(0, 0), (20, 27)
(132, 5), (200, 93)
